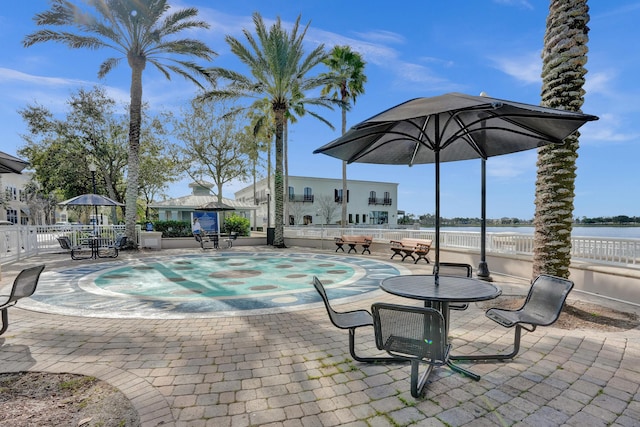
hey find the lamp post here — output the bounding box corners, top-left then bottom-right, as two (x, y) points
(265, 188), (271, 229)
(88, 162), (99, 235)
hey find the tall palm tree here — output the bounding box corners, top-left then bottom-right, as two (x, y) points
(532, 0), (590, 278)
(320, 46), (367, 226)
(23, 0), (215, 247)
(203, 12), (337, 247)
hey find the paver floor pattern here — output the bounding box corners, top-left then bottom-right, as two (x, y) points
(1, 247), (639, 426)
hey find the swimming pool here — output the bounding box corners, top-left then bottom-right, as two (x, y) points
(25, 252), (409, 319)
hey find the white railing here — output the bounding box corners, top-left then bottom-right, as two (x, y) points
(0, 224), (135, 265)
(285, 226), (640, 268)
(2, 225), (638, 268)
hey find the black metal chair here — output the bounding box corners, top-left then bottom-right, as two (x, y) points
(1, 265), (45, 335)
(56, 236), (92, 260)
(372, 302), (476, 397)
(451, 274), (574, 362)
(98, 235), (127, 258)
(313, 276), (397, 363)
(433, 263), (473, 311)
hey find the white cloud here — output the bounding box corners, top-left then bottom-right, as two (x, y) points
(487, 151), (538, 178)
(489, 51), (541, 84)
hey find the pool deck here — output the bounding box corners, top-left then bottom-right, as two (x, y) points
(1, 246), (639, 426)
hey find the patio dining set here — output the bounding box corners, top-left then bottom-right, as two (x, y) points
(314, 265), (574, 398)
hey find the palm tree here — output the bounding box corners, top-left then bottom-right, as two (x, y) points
(532, 0), (590, 278)
(203, 12), (337, 247)
(320, 46), (367, 226)
(23, 0), (215, 247)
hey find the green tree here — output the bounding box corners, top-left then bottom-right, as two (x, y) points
(24, 0), (215, 247)
(321, 46), (367, 226)
(171, 100), (252, 202)
(202, 12), (337, 247)
(532, 0), (590, 278)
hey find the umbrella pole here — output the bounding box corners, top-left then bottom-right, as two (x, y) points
(434, 117), (440, 283)
(477, 159), (492, 281)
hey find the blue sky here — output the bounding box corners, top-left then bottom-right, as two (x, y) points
(1, 1), (638, 220)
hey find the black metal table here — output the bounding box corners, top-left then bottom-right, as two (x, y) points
(380, 274), (502, 379)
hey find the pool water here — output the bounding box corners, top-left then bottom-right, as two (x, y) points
(94, 254), (356, 298)
(26, 252), (408, 318)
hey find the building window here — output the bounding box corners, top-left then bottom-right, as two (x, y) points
(304, 187), (313, 202)
(6, 209), (17, 223)
(368, 191), (377, 205)
(355, 214), (360, 224)
(348, 213), (353, 224)
(303, 215), (313, 225)
(383, 191), (392, 205)
(370, 211), (388, 224)
(288, 186), (294, 201)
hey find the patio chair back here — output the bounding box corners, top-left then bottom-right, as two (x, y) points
(2, 265), (45, 307)
(113, 235), (127, 249)
(1, 265), (45, 336)
(372, 302), (448, 363)
(493, 274), (574, 327)
(433, 262), (472, 278)
(433, 262), (472, 310)
(57, 236), (73, 250)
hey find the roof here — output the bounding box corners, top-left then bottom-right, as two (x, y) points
(149, 194), (257, 210)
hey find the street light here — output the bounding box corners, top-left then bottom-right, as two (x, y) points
(265, 188), (271, 229)
(88, 162), (99, 235)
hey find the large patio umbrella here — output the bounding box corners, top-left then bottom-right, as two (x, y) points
(313, 92), (598, 281)
(0, 151), (29, 174)
(59, 194), (124, 234)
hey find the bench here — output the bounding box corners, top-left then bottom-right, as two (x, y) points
(1, 265), (45, 335)
(389, 238), (432, 263)
(334, 235), (373, 254)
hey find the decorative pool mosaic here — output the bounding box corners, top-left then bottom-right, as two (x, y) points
(23, 252), (408, 319)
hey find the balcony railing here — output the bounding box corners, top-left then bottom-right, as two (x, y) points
(368, 197), (392, 205)
(289, 194), (314, 203)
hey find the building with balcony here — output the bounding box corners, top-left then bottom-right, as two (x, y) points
(234, 176), (399, 229)
(2, 171), (33, 225)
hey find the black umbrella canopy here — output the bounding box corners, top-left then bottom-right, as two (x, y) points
(0, 151), (29, 174)
(314, 92), (598, 275)
(58, 194), (124, 206)
(314, 93), (598, 165)
(196, 201), (236, 211)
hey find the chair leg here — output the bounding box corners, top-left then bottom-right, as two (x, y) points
(410, 360), (433, 398)
(0, 308), (8, 336)
(450, 325), (523, 362)
(348, 329), (403, 363)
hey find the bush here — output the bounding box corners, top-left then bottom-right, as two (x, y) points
(151, 220), (192, 237)
(222, 214), (250, 236)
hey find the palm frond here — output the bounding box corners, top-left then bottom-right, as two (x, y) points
(98, 57), (122, 78)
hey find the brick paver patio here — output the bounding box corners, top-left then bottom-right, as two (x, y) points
(1, 247), (638, 426)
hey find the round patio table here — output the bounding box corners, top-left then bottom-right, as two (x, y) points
(380, 274), (502, 379)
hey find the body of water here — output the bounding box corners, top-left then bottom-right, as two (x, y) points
(434, 226), (640, 239)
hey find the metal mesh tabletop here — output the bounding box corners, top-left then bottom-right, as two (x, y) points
(381, 275), (501, 302)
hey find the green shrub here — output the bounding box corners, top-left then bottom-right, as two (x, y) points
(151, 220), (192, 237)
(222, 214), (250, 236)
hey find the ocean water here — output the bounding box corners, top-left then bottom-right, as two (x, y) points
(434, 226), (640, 239)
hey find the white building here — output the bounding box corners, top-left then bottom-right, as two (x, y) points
(234, 176), (399, 230)
(2, 171), (32, 225)
(149, 181), (256, 223)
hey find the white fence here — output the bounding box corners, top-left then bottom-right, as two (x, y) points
(285, 226), (640, 268)
(2, 224), (639, 268)
(0, 224), (133, 264)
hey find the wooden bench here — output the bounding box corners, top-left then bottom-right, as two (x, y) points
(389, 238), (432, 263)
(335, 235), (373, 254)
(1, 265), (45, 335)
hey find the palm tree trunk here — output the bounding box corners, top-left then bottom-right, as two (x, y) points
(125, 63), (144, 247)
(341, 105), (348, 226)
(273, 108), (285, 247)
(532, 0), (589, 279)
